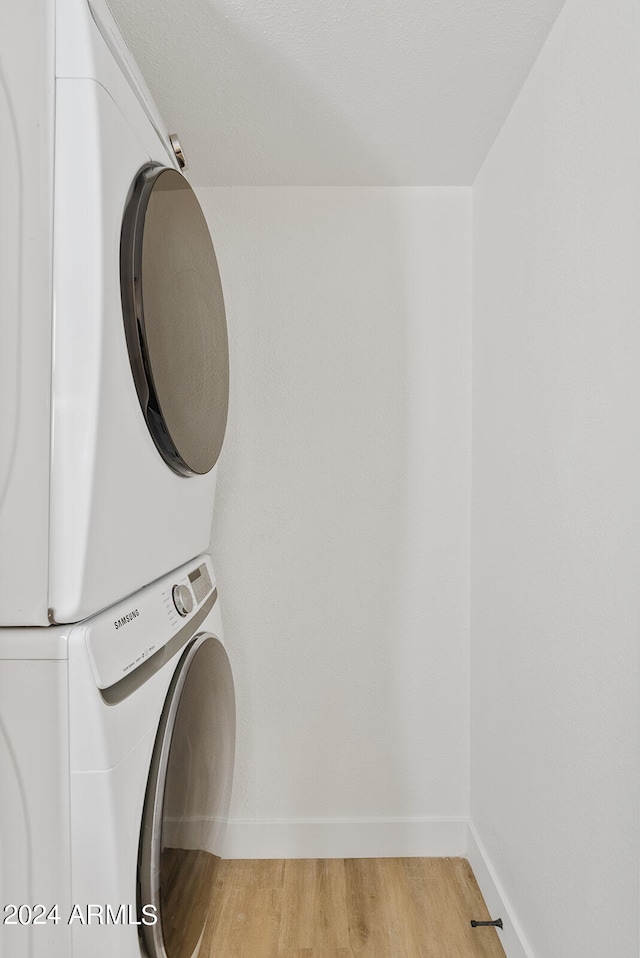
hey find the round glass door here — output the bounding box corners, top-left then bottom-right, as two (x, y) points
(121, 166), (229, 477)
(138, 634), (235, 958)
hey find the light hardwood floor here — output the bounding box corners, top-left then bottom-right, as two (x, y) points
(202, 857), (506, 958)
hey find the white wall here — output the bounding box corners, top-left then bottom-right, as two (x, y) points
(199, 186), (472, 855)
(471, 1), (640, 956)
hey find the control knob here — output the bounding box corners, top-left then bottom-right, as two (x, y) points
(172, 583), (194, 617)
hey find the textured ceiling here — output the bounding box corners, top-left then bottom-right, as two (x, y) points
(107, 0), (566, 186)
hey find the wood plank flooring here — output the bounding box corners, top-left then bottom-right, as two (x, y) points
(202, 858), (506, 958)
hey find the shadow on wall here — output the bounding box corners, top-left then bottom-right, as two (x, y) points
(111, 0), (394, 185)
(204, 187), (471, 828)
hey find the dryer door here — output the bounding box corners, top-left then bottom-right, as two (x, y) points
(138, 634), (235, 958)
(120, 167), (229, 477)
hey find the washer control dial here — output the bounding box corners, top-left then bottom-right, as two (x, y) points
(172, 583), (194, 617)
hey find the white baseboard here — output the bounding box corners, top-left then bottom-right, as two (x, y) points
(222, 817), (468, 860)
(466, 822), (535, 958)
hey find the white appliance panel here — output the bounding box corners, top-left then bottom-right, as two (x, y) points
(0, 0), (54, 624)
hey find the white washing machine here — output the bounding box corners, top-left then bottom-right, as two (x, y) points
(0, 554), (235, 958)
(0, 0), (229, 626)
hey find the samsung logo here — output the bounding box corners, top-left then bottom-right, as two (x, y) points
(114, 609), (140, 630)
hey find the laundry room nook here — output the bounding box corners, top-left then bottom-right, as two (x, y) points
(0, 1), (638, 957)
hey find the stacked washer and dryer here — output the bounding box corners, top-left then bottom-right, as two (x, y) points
(0, 1), (235, 956)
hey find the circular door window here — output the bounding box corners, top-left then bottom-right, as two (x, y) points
(121, 166), (229, 476)
(138, 634), (236, 958)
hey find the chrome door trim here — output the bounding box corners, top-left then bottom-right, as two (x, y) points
(120, 164), (229, 477)
(137, 632), (235, 958)
(139, 632), (208, 958)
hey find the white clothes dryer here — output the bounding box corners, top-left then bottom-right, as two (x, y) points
(0, 554), (235, 958)
(0, 0), (229, 625)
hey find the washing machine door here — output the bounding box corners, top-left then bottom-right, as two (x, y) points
(120, 166), (229, 477)
(138, 634), (235, 958)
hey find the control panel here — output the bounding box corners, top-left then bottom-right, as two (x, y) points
(84, 555), (216, 690)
